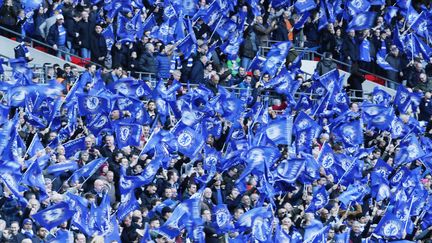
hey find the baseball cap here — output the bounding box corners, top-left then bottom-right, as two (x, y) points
(56, 14), (64, 20)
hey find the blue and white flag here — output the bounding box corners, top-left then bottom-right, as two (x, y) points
(306, 186), (329, 212)
(32, 202), (75, 230)
(21, 160), (48, 200)
(27, 133), (46, 158)
(293, 11), (311, 29)
(375, 212), (404, 239)
(347, 12), (377, 30)
(318, 0), (328, 31)
(372, 87), (392, 106)
(113, 123), (142, 148)
(332, 119), (363, 146)
(362, 102), (394, 130)
(102, 24), (115, 51)
(213, 204), (233, 233)
(77, 94), (110, 116)
(294, 0), (316, 13)
(257, 116), (293, 145)
(261, 41), (292, 77)
(274, 158), (305, 183)
(62, 137), (86, 158)
(347, 0), (371, 15)
(394, 134), (425, 165)
(371, 172), (390, 201)
(172, 122), (205, 158)
(69, 158), (108, 182)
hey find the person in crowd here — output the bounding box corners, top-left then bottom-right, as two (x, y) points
(46, 14), (70, 61)
(89, 23), (107, 66)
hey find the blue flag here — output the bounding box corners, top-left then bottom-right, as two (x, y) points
(347, 12), (377, 30)
(384, 6), (399, 24)
(21, 160), (48, 200)
(362, 102), (394, 130)
(113, 123), (142, 148)
(32, 202), (75, 230)
(274, 158), (305, 183)
(62, 137), (86, 158)
(395, 134), (425, 166)
(172, 122), (205, 158)
(257, 116), (293, 145)
(102, 24), (115, 51)
(46, 162), (79, 176)
(306, 186), (329, 212)
(375, 212), (404, 239)
(293, 11), (311, 29)
(27, 133), (46, 158)
(338, 182), (369, 207)
(69, 158), (108, 182)
(371, 172), (390, 201)
(332, 119), (363, 146)
(77, 94), (110, 116)
(318, 0), (328, 31)
(372, 87), (392, 106)
(294, 0), (316, 13)
(347, 0), (371, 15)
(261, 41), (292, 77)
(213, 204), (233, 233)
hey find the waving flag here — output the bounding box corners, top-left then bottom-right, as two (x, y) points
(62, 137), (86, 158)
(375, 212), (404, 239)
(261, 41), (292, 77)
(21, 160), (48, 200)
(371, 172), (390, 201)
(69, 158), (108, 182)
(213, 204), (233, 233)
(27, 133), (46, 158)
(294, 0), (316, 13)
(347, 0), (371, 15)
(384, 6), (399, 24)
(338, 182), (369, 207)
(347, 12), (377, 30)
(372, 87), (392, 106)
(113, 123), (142, 148)
(237, 146), (281, 183)
(77, 94), (110, 116)
(293, 11), (311, 29)
(395, 134), (425, 165)
(318, 0), (328, 31)
(274, 158), (305, 183)
(362, 102), (394, 130)
(257, 116), (293, 145)
(332, 119), (363, 146)
(172, 122), (205, 158)
(102, 24), (115, 51)
(306, 187), (329, 212)
(32, 202), (75, 230)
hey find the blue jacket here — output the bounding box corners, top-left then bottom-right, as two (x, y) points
(156, 53), (171, 79)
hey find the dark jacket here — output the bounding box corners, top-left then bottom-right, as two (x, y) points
(253, 23), (274, 46)
(189, 60), (205, 84)
(156, 53), (171, 79)
(138, 51), (158, 73)
(0, 4), (17, 27)
(319, 29), (337, 54)
(111, 44), (128, 68)
(77, 19), (93, 49)
(46, 23), (68, 46)
(90, 32), (107, 64)
(342, 36), (359, 61)
(385, 53), (402, 82)
(419, 98), (432, 121)
(316, 58), (337, 76)
(240, 32), (258, 59)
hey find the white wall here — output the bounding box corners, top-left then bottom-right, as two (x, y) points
(300, 60), (396, 96)
(0, 36), (84, 70)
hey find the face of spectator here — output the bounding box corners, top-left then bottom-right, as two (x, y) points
(57, 17), (64, 25)
(352, 222), (362, 233)
(106, 171), (114, 182)
(164, 188), (173, 198)
(105, 136), (114, 147)
(256, 16), (263, 24)
(75, 233), (86, 243)
(234, 208), (244, 219)
(148, 102), (156, 111)
(202, 209), (212, 222)
(390, 46), (399, 56)
(94, 180), (104, 193)
(10, 223), (19, 235)
(262, 74), (270, 82)
(150, 219), (160, 228)
(95, 25), (103, 34)
(81, 11), (89, 20)
(348, 30), (355, 38)
(241, 195), (251, 206)
(203, 188), (212, 199)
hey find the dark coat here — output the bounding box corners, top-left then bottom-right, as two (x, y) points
(46, 24), (68, 46)
(138, 51), (158, 73)
(90, 32), (107, 64)
(189, 60), (205, 84)
(342, 36), (359, 61)
(77, 19), (94, 49)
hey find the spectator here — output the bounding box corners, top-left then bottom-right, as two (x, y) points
(385, 45), (404, 88)
(89, 23), (107, 66)
(77, 10), (93, 59)
(253, 15), (276, 47)
(46, 14), (70, 61)
(315, 52), (337, 76)
(156, 44), (172, 80)
(239, 27), (258, 69)
(0, 0), (18, 37)
(190, 55), (207, 84)
(138, 43), (158, 75)
(342, 29), (359, 66)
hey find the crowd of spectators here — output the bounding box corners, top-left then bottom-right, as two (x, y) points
(0, 0), (431, 243)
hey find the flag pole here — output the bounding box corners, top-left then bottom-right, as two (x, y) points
(403, 197), (414, 235)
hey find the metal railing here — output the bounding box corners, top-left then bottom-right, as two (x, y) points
(0, 25), (101, 68)
(260, 40), (398, 89)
